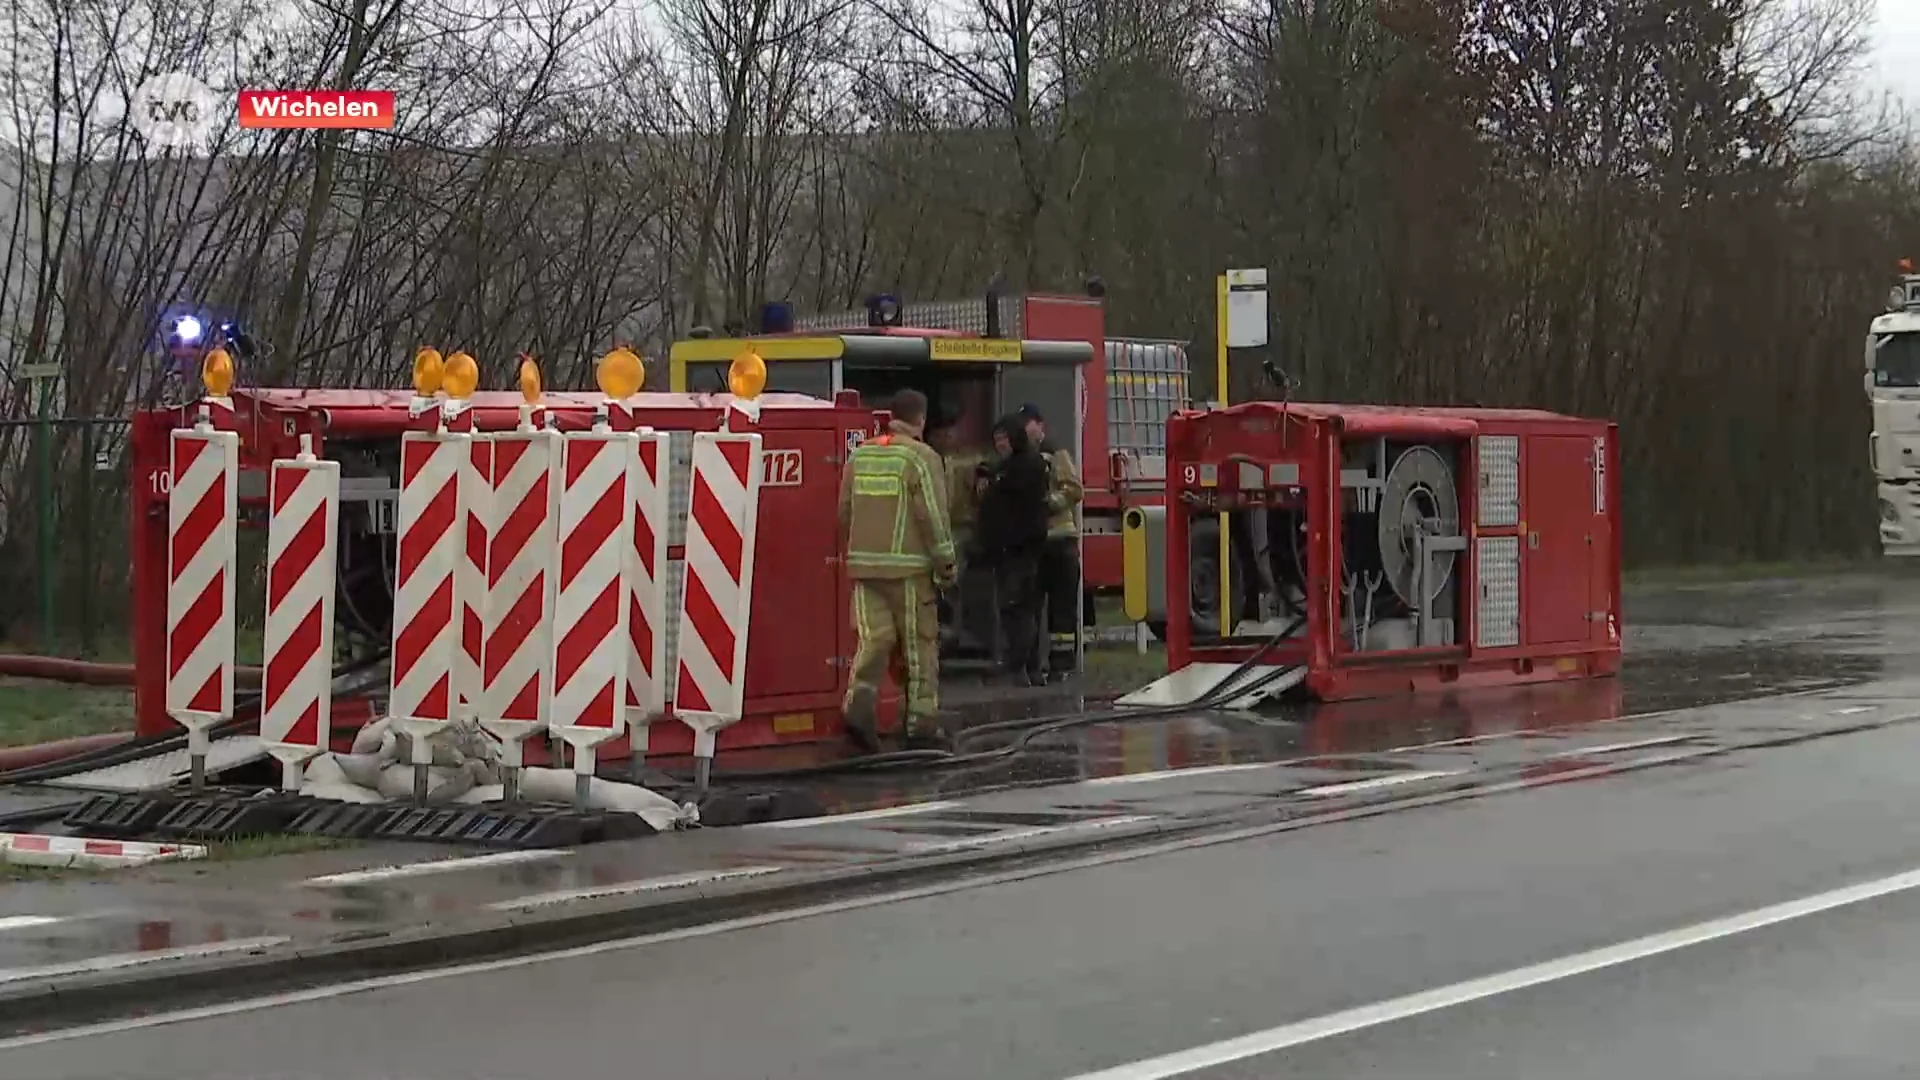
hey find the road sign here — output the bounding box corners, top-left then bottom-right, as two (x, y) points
(1224, 268), (1268, 349)
(18, 363), (61, 380)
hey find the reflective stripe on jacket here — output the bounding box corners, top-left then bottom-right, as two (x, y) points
(838, 421), (957, 579)
(1042, 444), (1083, 538)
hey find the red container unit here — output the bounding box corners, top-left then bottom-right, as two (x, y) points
(128, 388), (887, 754)
(1161, 402), (1621, 701)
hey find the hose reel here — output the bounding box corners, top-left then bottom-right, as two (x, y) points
(1377, 444), (1461, 606)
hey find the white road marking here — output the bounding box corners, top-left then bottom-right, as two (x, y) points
(1053, 864), (1920, 1080)
(904, 826), (1054, 852)
(486, 866), (786, 911)
(0, 717), (1870, 1051)
(1617, 748), (1718, 769)
(1085, 763), (1282, 786)
(1374, 693), (1869, 756)
(0, 915), (63, 932)
(1374, 714), (1685, 754)
(1548, 734), (1697, 758)
(1832, 706), (1877, 716)
(749, 801), (961, 829)
(1294, 770), (1463, 798)
(305, 849), (573, 887)
(0, 937), (288, 987)
(906, 815), (1155, 854)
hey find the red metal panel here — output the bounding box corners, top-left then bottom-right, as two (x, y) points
(1164, 413), (1195, 674)
(130, 388), (881, 752)
(1309, 422), (1338, 674)
(1024, 295), (1108, 498)
(1187, 400), (1578, 430)
(744, 427), (840, 698)
(1158, 403), (1621, 703)
(1083, 533), (1124, 590)
(1523, 434), (1597, 647)
(1603, 424), (1624, 645)
(1336, 413), (1477, 440)
(132, 414), (171, 737)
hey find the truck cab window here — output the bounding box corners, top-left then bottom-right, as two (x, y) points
(1873, 333), (1920, 388)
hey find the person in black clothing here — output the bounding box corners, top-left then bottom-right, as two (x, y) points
(1018, 403), (1084, 679)
(974, 414), (1051, 686)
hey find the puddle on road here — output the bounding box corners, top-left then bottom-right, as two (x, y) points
(628, 652), (1887, 825)
(1622, 646), (1882, 715)
(0, 915), (276, 968)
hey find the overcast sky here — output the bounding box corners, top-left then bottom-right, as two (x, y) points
(1875, 0), (1920, 106)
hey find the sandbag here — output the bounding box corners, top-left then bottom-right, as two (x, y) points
(505, 768), (696, 831)
(332, 752), (389, 789)
(299, 754), (389, 804)
(350, 717), (391, 757)
(302, 715), (693, 830)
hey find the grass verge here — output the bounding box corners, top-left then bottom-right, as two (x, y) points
(0, 861), (97, 883)
(0, 677), (132, 747)
(201, 833), (348, 863)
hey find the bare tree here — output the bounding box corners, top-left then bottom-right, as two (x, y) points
(658, 0), (854, 329)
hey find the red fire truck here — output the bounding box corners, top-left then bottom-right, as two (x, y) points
(667, 290), (1200, 633)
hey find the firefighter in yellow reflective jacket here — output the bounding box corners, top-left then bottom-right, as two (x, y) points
(1019, 404), (1084, 678)
(941, 443), (996, 657)
(838, 389), (957, 752)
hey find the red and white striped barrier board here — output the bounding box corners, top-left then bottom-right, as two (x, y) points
(166, 422), (239, 734)
(260, 438), (340, 788)
(458, 439), (493, 721)
(672, 430), (764, 759)
(389, 429), (470, 751)
(624, 430), (672, 748)
(480, 423), (560, 759)
(0, 832), (208, 869)
(549, 428), (636, 770)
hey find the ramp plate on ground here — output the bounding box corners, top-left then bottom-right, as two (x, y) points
(1116, 664), (1303, 711)
(43, 736), (267, 792)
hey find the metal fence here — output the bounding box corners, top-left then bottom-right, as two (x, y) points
(0, 415), (135, 657)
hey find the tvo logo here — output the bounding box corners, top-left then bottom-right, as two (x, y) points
(128, 73), (219, 148)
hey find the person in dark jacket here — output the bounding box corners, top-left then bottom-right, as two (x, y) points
(1018, 404), (1084, 679)
(974, 414), (1051, 686)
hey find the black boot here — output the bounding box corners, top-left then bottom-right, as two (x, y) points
(1048, 652), (1074, 682)
(842, 686), (879, 754)
(903, 722), (953, 753)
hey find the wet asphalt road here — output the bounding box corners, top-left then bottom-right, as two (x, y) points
(672, 571), (1920, 811)
(1192, 887), (1920, 1080)
(11, 698), (1920, 1077)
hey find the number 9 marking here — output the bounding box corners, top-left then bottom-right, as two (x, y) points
(1182, 464), (1197, 485)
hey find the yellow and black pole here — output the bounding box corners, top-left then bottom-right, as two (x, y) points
(1214, 268), (1269, 636)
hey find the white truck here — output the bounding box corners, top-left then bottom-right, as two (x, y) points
(1870, 271), (1920, 555)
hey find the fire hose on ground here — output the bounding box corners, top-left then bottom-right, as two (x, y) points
(690, 617), (1307, 784)
(0, 618), (1302, 834)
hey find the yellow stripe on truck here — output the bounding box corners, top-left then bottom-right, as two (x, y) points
(668, 336), (847, 391)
